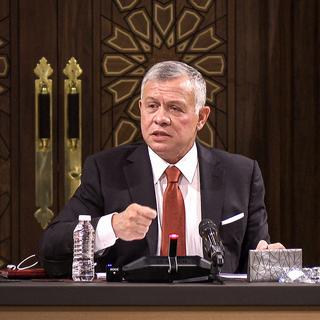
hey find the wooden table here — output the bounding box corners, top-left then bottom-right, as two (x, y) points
(1, 279), (320, 320)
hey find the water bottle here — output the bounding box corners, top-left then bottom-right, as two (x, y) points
(72, 215), (95, 281)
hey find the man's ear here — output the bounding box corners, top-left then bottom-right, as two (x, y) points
(197, 106), (211, 131)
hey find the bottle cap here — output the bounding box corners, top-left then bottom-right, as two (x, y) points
(78, 215), (91, 221)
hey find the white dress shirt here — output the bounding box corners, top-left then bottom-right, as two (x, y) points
(95, 143), (203, 257)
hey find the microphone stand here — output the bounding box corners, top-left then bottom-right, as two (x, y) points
(172, 250), (224, 284)
(208, 250), (224, 284)
(168, 231), (224, 284)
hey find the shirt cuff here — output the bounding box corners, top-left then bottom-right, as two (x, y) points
(95, 213), (118, 252)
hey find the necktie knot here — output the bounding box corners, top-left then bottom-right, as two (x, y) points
(165, 166), (181, 183)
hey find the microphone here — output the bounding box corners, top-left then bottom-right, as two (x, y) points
(199, 219), (224, 269)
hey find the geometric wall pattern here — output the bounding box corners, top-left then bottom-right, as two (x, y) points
(0, 1), (11, 268)
(101, 0), (230, 150)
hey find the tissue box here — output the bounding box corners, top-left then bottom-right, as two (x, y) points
(248, 249), (302, 282)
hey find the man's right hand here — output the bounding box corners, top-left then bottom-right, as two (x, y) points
(111, 203), (157, 241)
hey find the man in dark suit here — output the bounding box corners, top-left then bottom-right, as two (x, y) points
(39, 61), (283, 276)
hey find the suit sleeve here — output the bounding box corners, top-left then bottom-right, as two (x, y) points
(237, 160), (270, 273)
(38, 155), (105, 277)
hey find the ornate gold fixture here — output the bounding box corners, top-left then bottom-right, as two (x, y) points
(63, 57), (82, 201)
(34, 57), (54, 229)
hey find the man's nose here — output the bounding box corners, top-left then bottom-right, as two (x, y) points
(154, 107), (170, 126)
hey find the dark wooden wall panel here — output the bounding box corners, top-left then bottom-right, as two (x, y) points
(265, 0), (293, 245)
(57, 0), (94, 209)
(291, 0), (320, 263)
(235, 0), (320, 266)
(0, 0), (11, 267)
(18, 0), (58, 259)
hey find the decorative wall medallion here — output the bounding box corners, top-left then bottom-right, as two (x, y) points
(101, 0), (230, 149)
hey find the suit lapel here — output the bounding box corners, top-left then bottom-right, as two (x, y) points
(123, 143), (158, 255)
(197, 143), (225, 228)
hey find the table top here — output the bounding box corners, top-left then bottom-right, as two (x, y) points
(1, 279), (320, 306)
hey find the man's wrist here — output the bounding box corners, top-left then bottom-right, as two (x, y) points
(95, 213), (118, 251)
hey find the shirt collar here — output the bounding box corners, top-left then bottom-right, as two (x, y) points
(148, 143), (198, 184)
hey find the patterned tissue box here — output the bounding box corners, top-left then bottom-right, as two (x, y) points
(248, 249), (302, 282)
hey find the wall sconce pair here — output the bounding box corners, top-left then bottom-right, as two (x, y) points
(34, 57), (82, 229)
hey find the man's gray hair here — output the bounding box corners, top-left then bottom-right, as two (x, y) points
(141, 61), (207, 114)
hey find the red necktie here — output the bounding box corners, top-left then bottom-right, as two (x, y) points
(160, 166), (186, 256)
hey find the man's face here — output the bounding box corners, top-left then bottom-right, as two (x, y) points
(139, 76), (210, 163)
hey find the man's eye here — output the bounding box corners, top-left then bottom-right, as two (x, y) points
(170, 105), (182, 112)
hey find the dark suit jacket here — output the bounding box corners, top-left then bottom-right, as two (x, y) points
(39, 141), (270, 276)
